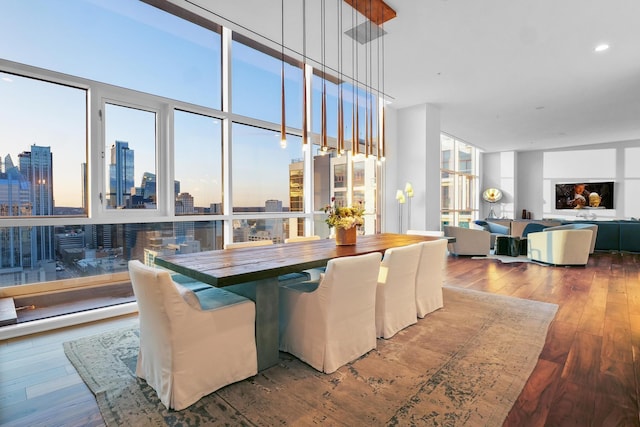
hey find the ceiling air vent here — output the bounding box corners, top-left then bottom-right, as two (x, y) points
(345, 20), (387, 44)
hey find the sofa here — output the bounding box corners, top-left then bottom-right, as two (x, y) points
(560, 220), (640, 253)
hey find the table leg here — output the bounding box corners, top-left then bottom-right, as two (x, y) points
(225, 278), (279, 371)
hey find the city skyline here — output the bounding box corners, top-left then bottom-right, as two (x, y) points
(0, 0), (308, 210)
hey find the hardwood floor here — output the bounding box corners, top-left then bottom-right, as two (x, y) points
(446, 252), (640, 426)
(0, 252), (639, 426)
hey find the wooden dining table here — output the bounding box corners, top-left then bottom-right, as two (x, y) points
(155, 233), (446, 371)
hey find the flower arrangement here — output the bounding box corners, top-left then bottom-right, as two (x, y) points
(323, 197), (365, 229)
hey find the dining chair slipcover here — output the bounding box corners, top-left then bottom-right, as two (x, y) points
(128, 260), (257, 410)
(375, 243), (422, 339)
(278, 252), (382, 374)
(415, 239), (448, 318)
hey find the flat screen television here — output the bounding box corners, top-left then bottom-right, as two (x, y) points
(555, 182), (614, 209)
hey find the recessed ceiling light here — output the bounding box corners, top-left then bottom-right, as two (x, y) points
(594, 44), (610, 52)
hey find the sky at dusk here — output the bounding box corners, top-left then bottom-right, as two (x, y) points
(0, 0), (305, 209)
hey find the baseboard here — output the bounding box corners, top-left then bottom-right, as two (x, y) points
(0, 302), (138, 341)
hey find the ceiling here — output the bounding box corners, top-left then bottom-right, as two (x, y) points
(179, 0), (640, 153)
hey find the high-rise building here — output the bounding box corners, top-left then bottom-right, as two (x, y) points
(289, 160), (304, 238)
(1, 153), (38, 274)
(265, 199), (283, 212)
(18, 145), (55, 264)
(18, 145), (53, 216)
(80, 162), (87, 211)
(264, 199), (284, 243)
(175, 192), (195, 214)
(108, 140), (134, 208)
(175, 192), (195, 242)
(0, 154), (31, 217)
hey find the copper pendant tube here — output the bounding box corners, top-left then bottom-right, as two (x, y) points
(368, 0), (374, 158)
(321, 0), (328, 152)
(352, 0), (359, 156)
(337, 0), (345, 155)
(377, 0), (383, 160)
(364, 6), (369, 158)
(280, 0), (286, 148)
(380, 1), (386, 159)
(337, 87), (342, 155)
(302, 0), (308, 149)
(322, 79), (327, 151)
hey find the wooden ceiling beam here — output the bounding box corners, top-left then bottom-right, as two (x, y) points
(343, 0), (396, 26)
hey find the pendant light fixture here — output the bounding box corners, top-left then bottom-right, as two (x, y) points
(352, 0), (359, 157)
(376, 0), (382, 160)
(302, 0), (308, 150)
(364, 11), (370, 159)
(367, 0), (374, 159)
(379, 0), (386, 160)
(280, 0), (287, 149)
(337, 0), (345, 156)
(321, 0), (328, 153)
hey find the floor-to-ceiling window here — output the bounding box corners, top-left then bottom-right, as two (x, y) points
(0, 0), (382, 292)
(440, 133), (479, 228)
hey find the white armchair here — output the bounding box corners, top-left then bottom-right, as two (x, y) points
(415, 239), (448, 318)
(375, 243), (422, 339)
(444, 226), (491, 256)
(541, 224), (598, 254)
(279, 252), (382, 373)
(128, 261), (257, 410)
(527, 229), (593, 266)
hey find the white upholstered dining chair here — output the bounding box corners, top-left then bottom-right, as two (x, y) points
(375, 243), (422, 339)
(415, 239), (448, 318)
(279, 252), (382, 373)
(128, 260), (257, 410)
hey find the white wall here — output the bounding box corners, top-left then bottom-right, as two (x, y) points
(481, 151), (515, 219)
(483, 139), (640, 221)
(516, 151), (543, 220)
(384, 103), (441, 233)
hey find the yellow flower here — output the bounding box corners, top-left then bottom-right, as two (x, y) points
(323, 199), (365, 229)
(396, 190), (406, 204)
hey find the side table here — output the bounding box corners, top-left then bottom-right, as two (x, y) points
(495, 236), (521, 257)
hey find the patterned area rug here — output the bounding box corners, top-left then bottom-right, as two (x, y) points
(64, 287), (557, 426)
(473, 254), (550, 266)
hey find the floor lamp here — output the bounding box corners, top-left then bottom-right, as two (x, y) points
(482, 188), (503, 219)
